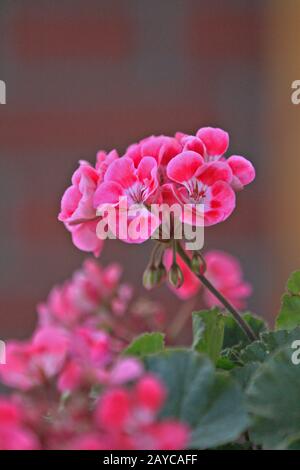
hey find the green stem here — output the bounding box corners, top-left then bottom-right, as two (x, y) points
(176, 242), (257, 342)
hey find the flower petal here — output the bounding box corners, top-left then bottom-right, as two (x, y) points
(196, 127), (229, 157)
(167, 151), (204, 184)
(93, 182), (124, 208)
(196, 161), (232, 186)
(205, 181), (236, 226)
(182, 136), (205, 156)
(227, 155), (255, 190)
(137, 156), (157, 182)
(71, 221), (103, 257)
(104, 157), (137, 189)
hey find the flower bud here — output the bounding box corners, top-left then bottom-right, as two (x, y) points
(156, 263), (167, 285)
(143, 266), (161, 290)
(168, 263), (184, 289)
(191, 252), (206, 275)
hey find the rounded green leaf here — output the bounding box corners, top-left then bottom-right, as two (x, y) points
(145, 350), (249, 449)
(123, 332), (165, 357)
(192, 309), (225, 363)
(247, 345), (300, 449)
(276, 271), (300, 330)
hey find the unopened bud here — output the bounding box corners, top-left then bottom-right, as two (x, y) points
(191, 252), (206, 275)
(143, 265), (160, 290)
(156, 262), (167, 285)
(168, 263), (184, 289)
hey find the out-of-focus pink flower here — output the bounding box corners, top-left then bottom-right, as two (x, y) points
(165, 249), (251, 310)
(0, 327), (69, 390)
(57, 359), (83, 392)
(58, 161), (103, 256)
(134, 375), (166, 413)
(167, 152), (236, 226)
(71, 327), (111, 367)
(0, 399), (39, 450)
(94, 375), (189, 450)
(139, 421), (190, 450)
(97, 388), (131, 431)
(38, 259), (132, 328)
(101, 358), (143, 386)
(94, 157), (160, 243)
(204, 250), (252, 310)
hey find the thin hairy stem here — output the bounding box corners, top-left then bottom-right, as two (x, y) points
(176, 242), (257, 342)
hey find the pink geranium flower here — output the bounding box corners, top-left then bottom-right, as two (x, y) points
(167, 151), (236, 226)
(58, 161), (103, 256)
(125, 135), (182, 171)
(177, 127), (255, 191)
(59, 126), (255, 251)
(94, 157), (160, 242)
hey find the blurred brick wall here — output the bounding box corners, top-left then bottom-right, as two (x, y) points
(0, 0), (269, 338)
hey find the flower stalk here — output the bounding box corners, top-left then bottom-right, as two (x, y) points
(176, 242), (258, 342)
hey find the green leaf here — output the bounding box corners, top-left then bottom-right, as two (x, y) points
(240, 327), (300, 365)
(287, 270), (300, 295)
(222, 312), (266, 350)
(192, 309), (225, 363)
(216, 356), (236, 371)
(214, 442), (253, 450)
(123, 332), (165, 357)
(231, 362), (259, 390)
(276, 294), (300, 331)
(276, 271), (300, 330)
(145, 350), (249, 449)
(247, 344), (300, 449)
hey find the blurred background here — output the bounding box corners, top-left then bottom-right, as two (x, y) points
(0, 0), (299, 338)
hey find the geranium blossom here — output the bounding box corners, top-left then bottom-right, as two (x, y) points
(167, 152), (236, 226)
(177, 127), (255, 191)
(59, 126), (255, 250)
(94, 157), (160, 242)
(124, 135), (182, 184)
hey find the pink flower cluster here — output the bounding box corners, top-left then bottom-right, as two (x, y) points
(68, 376), (189, 450)
(0, 260), (188, 450)
(38, 259), (132, 328)
(59, 127), (255, 251)
(164, 249), (252, 310)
